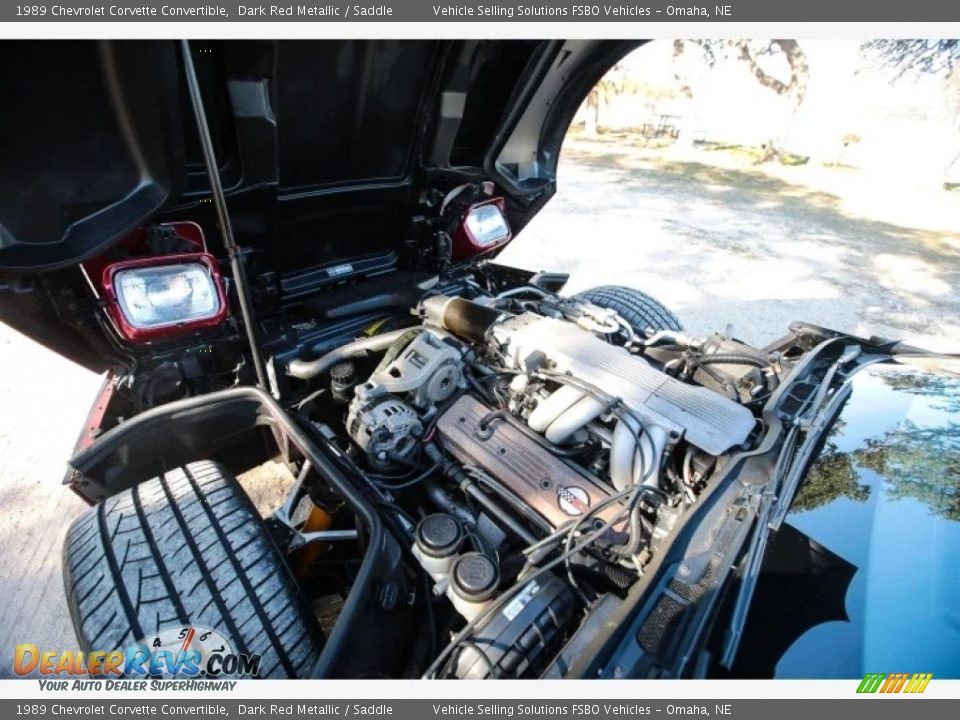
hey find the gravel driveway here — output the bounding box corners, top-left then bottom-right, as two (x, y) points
(501, 141), (960, 351)
(2, 144), (958, 675)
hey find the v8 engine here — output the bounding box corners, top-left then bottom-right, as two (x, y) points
(64, 264), (792, 681)
(310, 287), (781, 677)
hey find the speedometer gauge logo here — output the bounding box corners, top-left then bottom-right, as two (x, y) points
(129, 625), (261, 678)
(140, 626), (234, 669)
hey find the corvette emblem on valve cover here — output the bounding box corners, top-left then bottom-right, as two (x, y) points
(557, 485), (591, 516)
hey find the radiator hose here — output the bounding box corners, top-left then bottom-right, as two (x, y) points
(286, 327), (418, 380)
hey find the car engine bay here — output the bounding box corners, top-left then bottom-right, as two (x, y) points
(41, 171), (862, 679)
(52, 214), (880, 680)
(2, 40), (929, 682)
(254, 278), (791, 678)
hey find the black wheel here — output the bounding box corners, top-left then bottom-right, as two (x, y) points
(63, 460), (323, 678)
(575, 285), (682, 334)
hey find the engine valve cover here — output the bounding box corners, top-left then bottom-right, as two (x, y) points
(437, 395), (623, 532)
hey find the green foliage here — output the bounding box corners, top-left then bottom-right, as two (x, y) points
(856, 424), (960, 521)
(792, 447), (871, 512)
(793, 368), (960, 520)
(861, 39), (960, 78)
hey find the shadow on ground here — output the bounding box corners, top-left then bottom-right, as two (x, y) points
(502, 145), (960, 349)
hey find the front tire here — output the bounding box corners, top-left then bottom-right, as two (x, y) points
(63, 460), (323, 678)
(574, 285), (682, 334)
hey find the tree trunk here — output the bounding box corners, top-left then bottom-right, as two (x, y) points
(758, 139), (784, 163)
(671, 40), (697, 146)
(943, 65), (960, 185)
(733, 40), (810, 163)
(672, 40), (694, 100)
(584, 88), (599, 137)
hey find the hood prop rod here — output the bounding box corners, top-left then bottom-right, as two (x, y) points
(180, 40), (268, 390)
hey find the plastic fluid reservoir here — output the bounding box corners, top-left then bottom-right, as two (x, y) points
(447, 552), (500, 620)
(412, 513), (463, 590)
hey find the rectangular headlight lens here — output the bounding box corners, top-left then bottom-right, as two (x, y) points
(114, 263), (221, 329)
(464, 203), (511, 247)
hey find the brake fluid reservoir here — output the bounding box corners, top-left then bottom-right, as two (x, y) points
(447, 552), (500, 620)
(412, 513), (463, 591)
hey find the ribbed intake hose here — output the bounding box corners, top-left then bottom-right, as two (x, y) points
(697, 353), (770, 368)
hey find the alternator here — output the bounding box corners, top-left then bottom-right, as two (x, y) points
(347, 396), (423, 471)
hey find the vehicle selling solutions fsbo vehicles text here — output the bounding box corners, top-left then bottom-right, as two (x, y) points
(430, 5), (730, 18)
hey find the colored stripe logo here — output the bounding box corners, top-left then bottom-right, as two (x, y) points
(857, 672), (933, 694)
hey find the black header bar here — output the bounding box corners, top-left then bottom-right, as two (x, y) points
(5, 0), (960, 23)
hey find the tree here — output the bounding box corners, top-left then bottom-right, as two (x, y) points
(861, 39), (960, 77)
(583, 64), (626, 137)
(790, 445), (872, 513)
(792, 369), (960, 521)
(672, 40), (695, 100)
(733, 40), (810, 161)
(863, 40), (960, 184)
(672, 39), (810, 161)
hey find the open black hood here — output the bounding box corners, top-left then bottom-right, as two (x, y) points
(0, 40), (637, 274)
(0, 41), (183, 272)
(0, 40), (637, 371)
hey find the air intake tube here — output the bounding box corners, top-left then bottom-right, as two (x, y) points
(419, 296), (505, 344)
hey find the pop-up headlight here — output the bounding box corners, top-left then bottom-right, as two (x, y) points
(102, 254), (228, 341)
(452, 198), (512, 260)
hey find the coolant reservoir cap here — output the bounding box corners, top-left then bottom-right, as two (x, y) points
(415, 514), (463, 558)
(451, 552), (499, 602)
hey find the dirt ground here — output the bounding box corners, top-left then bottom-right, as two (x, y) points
(1, 141), (958, 675)
(501, 137), (960, 351)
